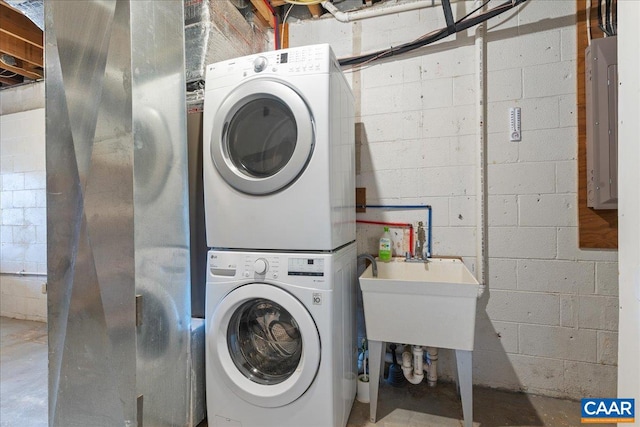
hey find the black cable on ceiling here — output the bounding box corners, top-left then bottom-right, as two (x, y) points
(338, 0), (528, 67)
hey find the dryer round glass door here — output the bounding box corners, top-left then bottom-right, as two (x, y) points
(211, 79), (314, 195)
(210, 283), (321, 408)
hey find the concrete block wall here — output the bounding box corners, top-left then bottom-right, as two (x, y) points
(291, 0), (618, 399)
(1, 83), (47, 322)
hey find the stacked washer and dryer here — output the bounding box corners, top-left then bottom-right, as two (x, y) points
(203, 44), (357, 427)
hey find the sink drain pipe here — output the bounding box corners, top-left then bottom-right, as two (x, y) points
(401, 345), (439, 386)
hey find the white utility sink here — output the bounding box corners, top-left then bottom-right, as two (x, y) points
(359, 258), (479, 351)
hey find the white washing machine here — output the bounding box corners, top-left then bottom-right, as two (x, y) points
(205, 243), (357, 427)
(203, 44), (355, 251)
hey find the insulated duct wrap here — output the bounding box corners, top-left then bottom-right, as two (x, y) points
(184, 0), (270, 107)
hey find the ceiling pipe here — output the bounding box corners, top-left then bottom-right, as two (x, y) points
(321, 0), (431, 22)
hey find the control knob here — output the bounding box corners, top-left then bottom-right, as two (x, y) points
(254, 258), (269, 275)
(253, 56), (268, 73)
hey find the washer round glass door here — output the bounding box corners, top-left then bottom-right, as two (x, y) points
(211, 79), (315, 195)
(211, 283), (321, 408)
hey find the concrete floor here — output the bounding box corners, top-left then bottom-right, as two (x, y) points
(1, 317), (608, 427)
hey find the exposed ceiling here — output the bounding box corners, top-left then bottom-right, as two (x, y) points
(0, 0), (44, 88)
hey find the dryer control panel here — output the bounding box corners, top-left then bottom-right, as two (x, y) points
(206, 44), (337, 81)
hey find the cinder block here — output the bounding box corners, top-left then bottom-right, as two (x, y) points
(422, 137), (453, 167)
(556, 161), (577, 194)
(523, 61), (576, 99)
(448, 196), (474, 226)
(360, 140), (427, 173)
(452, 74), (475, 106)
(517, 258), (594, 293)
(11, 190), (36, 208)
(488, 258), (517, 290)
(473, 350), (565, 394)
(13, 153), (45, 173)
(485, 289), (560, 325)
(518, 127), (577, 162)
(519, 324), (597, 362)
(0, 226), (12, 243)
(487, 97), (560, 134)
(558, 94), (577, 127)
(557, 227), (619, 262)
(25, 296), (47, 322)
(24, 207), (46, 227)
(518, 0), (576, 28)
(25, 244), (47, 264)
(560, 294), (578, 327)
(518, 194), (577, 227)
(421, 77), (453, 109)
(34, 189), (47, 209)
(488, 68), (523, 102)
(487, 30), (561, 72)
(0, 154), (14, 173)
(488, 195), (518, 226)
(578, 295), (619, 331)
(449, 134), (476, 166)
(474, 316), (519, 353)
(361, 60), (404, 89)
(423, 104), (476, 138)
(595, 262), (619, 296)
(12, 225), (37, 245)
(1, 208), (24, 226)
(561, 27), (577, 62)
(432, 226), (475, 257)
(0, 191), (12, 209)
(422, 45), (476, 79)
(563, 361), (617, 399)
(23, 171), (46, 190)
(488, 162), (556, 195)
(487, 133), (519, 164)
(489, 227), (557, 259)
(35, 225), (48, 246)
(597, 331), (618, 366)
(1, 173), (24, 191)
(401, 81), (423, 112)
(0, 259), (23, 274)
(361, 84), (403, 116)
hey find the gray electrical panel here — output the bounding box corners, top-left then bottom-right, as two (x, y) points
(585, 36), (618, 210)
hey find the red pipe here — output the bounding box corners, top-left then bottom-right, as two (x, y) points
(356, 220), (414, 257)
(262, 0), (278, 50)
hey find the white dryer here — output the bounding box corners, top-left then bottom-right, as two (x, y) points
(203, 44), (355, 251)
(205, 243), (357, 427)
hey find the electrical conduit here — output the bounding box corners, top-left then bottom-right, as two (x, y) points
(475, 0), (488, 298)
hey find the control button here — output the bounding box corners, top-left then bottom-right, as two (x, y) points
(273, 273), (278, 279)
(244, 271), (250, 278)
(253, 56), (268, 73)
(254, 258), (268, 275)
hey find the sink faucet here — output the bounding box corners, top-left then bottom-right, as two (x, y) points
(357, 254), (378, 277)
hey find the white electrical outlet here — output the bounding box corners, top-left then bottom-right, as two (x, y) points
(509, 107), (521, 141)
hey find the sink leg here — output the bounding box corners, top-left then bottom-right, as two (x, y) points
(455, 350), (473, 427)
(368, 340), (384, 423)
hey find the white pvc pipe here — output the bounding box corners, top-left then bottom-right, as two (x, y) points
(475, 0), (488, 299)
(426, 346), (438, 386)
(401, 345), (425, 385)
(321, 0), (431, 23)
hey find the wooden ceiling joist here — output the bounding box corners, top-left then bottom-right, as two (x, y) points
(0, 1), (43, 48)
(0, 0), (44, 85)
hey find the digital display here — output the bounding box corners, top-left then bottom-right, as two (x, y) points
(288, 258), (324, 276)
(280, 53), (288, 64)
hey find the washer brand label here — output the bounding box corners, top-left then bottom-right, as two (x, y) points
(312, 293), (322, 305)
(581, 398), (635, 423)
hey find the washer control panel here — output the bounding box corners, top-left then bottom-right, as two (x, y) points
(208, 251), (327, 281)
